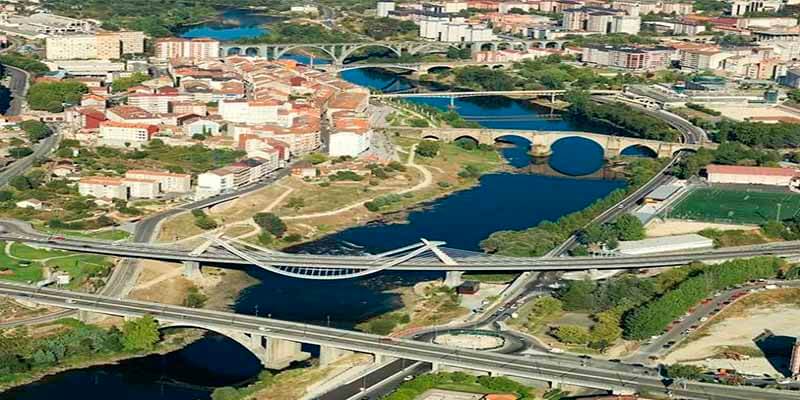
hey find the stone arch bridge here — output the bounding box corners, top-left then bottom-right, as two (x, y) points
(219, 39), (568, 65)
(395, 128), (715, 158)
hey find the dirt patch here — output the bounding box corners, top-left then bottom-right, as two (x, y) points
(129, 260), (194, 305)
(202, 268), (258, 311)
(645, 219), (755, 237)
(665, 289), (800, 376)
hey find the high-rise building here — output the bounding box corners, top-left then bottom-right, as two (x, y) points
(154, 37), (221, 61)
(45, 31), (145, 60)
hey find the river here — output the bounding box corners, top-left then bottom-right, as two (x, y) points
(1, 12), (636, 400)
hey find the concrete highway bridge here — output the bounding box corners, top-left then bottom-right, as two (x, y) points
(2, 231), (798, 282)
(389, 127), (715, 159)
(2, 281), (799, 400)
(219, 39), (568, 65)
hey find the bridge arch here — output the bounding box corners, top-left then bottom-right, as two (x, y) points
(159, 323), (266, 365)
(340, 43), (402, 63)
(408, 41), (462, 57)
(275, 45), (337, 62)
(454, 135), (480, 148)
(422, 134), (441, 141)
(550, 135), (606, 153)
(244, 47), (261, 57)
(493, 133), (533, 146)
(621, 144), (658, 158)
(544, 41), (561, 49)
(226, 47), (243, 56)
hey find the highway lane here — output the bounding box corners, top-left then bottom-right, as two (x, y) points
(319, 359), (428, 400)
(2, 64), (29, 116)
(3, 281), (800, 400)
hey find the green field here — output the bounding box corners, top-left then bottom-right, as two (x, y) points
(0, 241), (113, 287)
(670, 188), (800, 224)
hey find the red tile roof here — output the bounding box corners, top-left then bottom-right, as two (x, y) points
(706, 164), (798, 177)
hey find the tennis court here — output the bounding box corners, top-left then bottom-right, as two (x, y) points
(669, 187), (800, 224)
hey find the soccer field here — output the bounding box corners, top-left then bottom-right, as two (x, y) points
(669, 187), (800, 224)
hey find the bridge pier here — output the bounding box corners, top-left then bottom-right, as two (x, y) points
(320, 345), (354, 366)
(604, 147), (621, 159)
(182, 260), (202, 278)
(444, 271), (464, 288)
(244, 333), (310, 370)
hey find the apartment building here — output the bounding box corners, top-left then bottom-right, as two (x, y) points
(581, 44), (672, 71)
(419, 16), (496, 42)
(122, 178), (160, 199)
(125, 169), (192, 193)
(78, 177), (128, 200)
(155, 37), (221, 61)
(218, 99), (290, 125)
(45, 31), (144, 60)
(329, 115), (372, 157)
(562, 7), (641, 35)
(98, 121), (158, 148)
(727, 0), (783, 16)
(128, 93), (191, 114)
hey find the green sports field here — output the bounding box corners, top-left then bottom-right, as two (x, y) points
(669, 187), (800, 224)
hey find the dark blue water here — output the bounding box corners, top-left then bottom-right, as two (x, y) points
(2, 56), (631, 400)
(178, 8), (279, 41)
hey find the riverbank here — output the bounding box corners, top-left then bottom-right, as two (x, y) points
(0, 324), (204, 392)
(157, 136), (507, 250)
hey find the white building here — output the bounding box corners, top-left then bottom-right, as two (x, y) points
(419, 16), (496, 42)
(98, 121), (157, 149)
(706, 164), (799, 186)
(218, 100), (289, 125)
(196, 167), (238, 198)
(125, 169), (192, 193)
(78, 177), (128, 200)
(728, 0), (783, 16)
(122, 178), (159, 199)
(377, 0), (396, 17)
(16, 199), (44, 210)
(617, 234), (714, 256)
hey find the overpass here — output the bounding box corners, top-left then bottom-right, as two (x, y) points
(2, 281), (799, 400)
(388, 127), (714, 159)
(2, 230), (798, 281)
(219, 39), (568, 65)
(372, 89), (621, 107)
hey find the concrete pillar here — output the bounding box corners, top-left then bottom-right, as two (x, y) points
(431, 361), (441, 372)
(604, 147), (620, 159)
(263, 338), (310, 370)
(182, 260), (201, 278)
(320, 346), (354, 366)
(444, 271), (464, 288)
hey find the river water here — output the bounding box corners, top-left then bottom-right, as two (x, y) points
(1, 12), (635, 400)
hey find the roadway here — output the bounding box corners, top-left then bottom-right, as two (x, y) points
(372, 89), (621, 99)
(3, 64), (29, 116)
(3, 281), (800, 400)
(8, 226), (799, 274)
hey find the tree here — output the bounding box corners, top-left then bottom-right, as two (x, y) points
(415, 141), (440, 158)
(27, 80), (88, 112)
(8, 147), (33, 159)
(552, 325), (591, 345)
(121, 315), (160, 351)
(286, 197), (305, 211)
(253, 212), (287, 237)
(19, 120), (51, 143)
(305, 152), (328, 165)
(111, 72), (149, 93)
(611, 214), (646, 241)
(667, 364), (705, 380)
(9, 175), (32, 190)
(557, 280), (595, 311)
(183, 286), (208, 308)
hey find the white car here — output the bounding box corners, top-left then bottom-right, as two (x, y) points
(403, 375), (414, 382)
(258, 326), (271, 332)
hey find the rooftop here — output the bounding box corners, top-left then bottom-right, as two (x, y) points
(706, 164), (798, 177)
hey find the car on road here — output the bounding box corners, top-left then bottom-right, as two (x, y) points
(403, 375), (414, 382)
(258, 327), (271, 332)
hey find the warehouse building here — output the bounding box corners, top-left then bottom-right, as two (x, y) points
(706, 164), (799, 187)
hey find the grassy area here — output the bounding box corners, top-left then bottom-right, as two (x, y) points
(670, 187), (800, 224)
(698, 228), (771, 248)
(0, 241), (113, 288)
